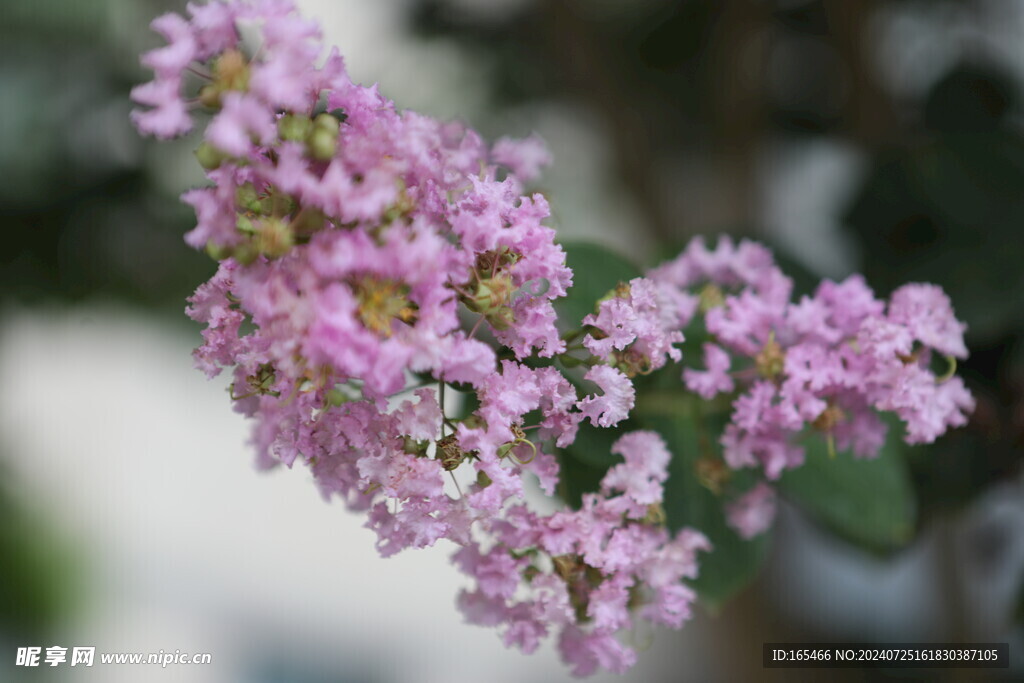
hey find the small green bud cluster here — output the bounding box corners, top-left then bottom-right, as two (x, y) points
(460, 247), (521, 330)
(278, 111), (341, 161)
(232, 363), (280, 400)
(611, 347), (653, 379)
(205, 183), (327, 264)
(435, 434), (466, 471)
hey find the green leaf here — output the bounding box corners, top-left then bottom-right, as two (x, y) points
(556, 448), (608, 509)
(556, 241), (641, 329)
(778, 423), (917, 553)
(686, 512), (770, 611)
(564, 420), (623, 470)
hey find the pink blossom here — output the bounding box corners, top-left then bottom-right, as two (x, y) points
(586, 577), (632, 631)
(683, 343), (734, 399)
(559, 626), (638, 676)
(205, 92), (276, 156)
(185, 261), (245, 377)
(129, 79), (192, 138)
(726, 482), (777, 539)
(583, 277), (684, 372)
(888, 283), (969, 359)
(492, 133), (552, 184)
(142, 13), (198, 78)
(577, 365), (635, 428)
(601, 431), (671, 514)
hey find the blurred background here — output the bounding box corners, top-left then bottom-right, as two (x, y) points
(2, 0), (1024, 680)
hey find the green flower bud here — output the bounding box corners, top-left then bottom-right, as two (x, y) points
(552, 555), (579, 581)
(205, 241), (233, 261)
(465, 274), (514, 315)
(255, 216), (293, 258)
(436, 434), (465, 471)
(325, 387), (348, 407)
(198, 84), (222, 109)
(487, 305), (515, 331)
(641, 503), (666, 526)
(612, 347), (653, 378)
(213, 49), (249, 92)
(307, 127), (337, 161)
(698, 283), (725, 312)
(278, 113), (313, 143)
(812, 404), (845, 433)
(195, 142), (225, 170)
(755, 332), (785, 379)
(233, 242), (258, 266)
(695, 457), (730, 495)
(236, 214), (256, 234)
(235, 184), (262, 213)
(313, 112), (341, 134)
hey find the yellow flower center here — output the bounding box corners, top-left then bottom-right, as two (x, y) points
(353, 276), (417, 337)
(756, 332), (785, 379)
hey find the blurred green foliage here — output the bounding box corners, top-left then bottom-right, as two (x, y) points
(778, 420), (917, 553)
(2, 0), (210, 311)
(0, 468), (80, 640)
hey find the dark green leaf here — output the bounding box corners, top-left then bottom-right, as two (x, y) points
(779, 423), (917, 553)
(564, 420), (623, 470)
(556, 241), (642, 330)
(556, 447), (609, 508)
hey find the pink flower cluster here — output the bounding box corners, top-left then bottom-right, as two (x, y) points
(135, 0), (710, 674)
(650, 237), (975, 538)
(135, 0), (975, 673)
(456, 432), (709, 676)
(582, 277), (689, 378)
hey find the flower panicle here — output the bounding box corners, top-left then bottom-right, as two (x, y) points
(138, 2), (974, 675)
